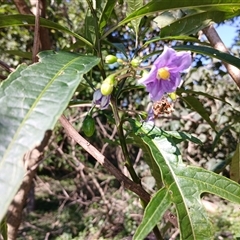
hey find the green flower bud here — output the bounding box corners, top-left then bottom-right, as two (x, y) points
(130, 58), (141, 67)
(103, 74), (116, 86)
(117, 58), (124, 65)
(168, 92), (177, 100)
(105, 55), (118, 64)
(82, 115), (95, 137)
(101, 81), (114, 96)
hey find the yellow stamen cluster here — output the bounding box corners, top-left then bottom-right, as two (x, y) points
(157, 67), (170, 80)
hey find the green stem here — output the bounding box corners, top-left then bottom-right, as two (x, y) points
(111, 99), (140, 184)
(86, 0), (106, 79)
(112, 98), (163, 240)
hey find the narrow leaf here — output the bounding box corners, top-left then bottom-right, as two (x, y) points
(99, 0), (118, 32)
(230, 143), (240, 183)
(126, 0), (143, 36)
(0, 51), (100, 221)
(174, 45), (240, 69)
(158, 10), (234, 37)
(0, 14), (93, 48)
(119, 0), (240, 25)
(180, 95), (217, 131)
(133, 188), (171, 240)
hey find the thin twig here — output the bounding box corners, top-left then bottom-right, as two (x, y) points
(59, 115), (151, 203)
(0, 60), (14, 73)
(32, 0), (40, 63)
(203, 25), (240, 89)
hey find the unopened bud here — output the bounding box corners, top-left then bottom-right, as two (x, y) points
(168, 92), (177, 100)
(101, 81), (114, 96)
(105, 55), (118, 64)
(130, 58), (141, 67)
(117, 58), (124, 65)
(103, 74), (116, 86)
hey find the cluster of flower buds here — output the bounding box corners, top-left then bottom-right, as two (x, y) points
(93, 74), (116, 110)
(100, 74), (116, 96)
(105, 54), (141, 67)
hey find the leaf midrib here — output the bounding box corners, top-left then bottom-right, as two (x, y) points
(2, 54), (83, 161)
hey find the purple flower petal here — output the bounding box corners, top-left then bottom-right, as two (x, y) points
(93, 89), (110, 109)
(138, 46), (191, 102)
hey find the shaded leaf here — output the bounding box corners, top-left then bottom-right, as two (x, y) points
(0, 14), (93, 48)
(177, 88), (231, 105)
(159, 10), (234, 37)
(99, 0), (118, 32)
(174, 45), (240, 69)
(0, 51), (100, 221)
(143, 35), (210, 48)
(126, 0), (143, 36)
(119, 0), (240, 25)
(180, 95), (217, 131)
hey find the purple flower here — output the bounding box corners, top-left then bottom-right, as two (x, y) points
(93, 89), (111, 109)
(139, 46), (191, 101)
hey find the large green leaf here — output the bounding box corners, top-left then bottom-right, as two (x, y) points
(0, 51), (100, 221)
(131, 120), (240, 240)
(102, 0), (240, 38)
(0, 14), (93, 48)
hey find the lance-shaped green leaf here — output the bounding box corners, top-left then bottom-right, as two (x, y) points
(174, 45), (240, 69)
(120, 0), (240, 25)
(102, 0), (240, 39)
(134, 188), (171, 239)
(126, 0), (143, 37)
(0, 14), (94, 49)
(131, 120), (240, 240)
(180, 95), (217, 131)
(155, 9), (238, 37)
(0, 51), (100, 221)
(98, 0), (118, 32)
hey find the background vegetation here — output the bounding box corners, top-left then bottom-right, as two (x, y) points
(1, 0), (240, 239)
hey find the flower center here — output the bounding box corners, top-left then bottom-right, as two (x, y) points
(157, 68), (170, 80)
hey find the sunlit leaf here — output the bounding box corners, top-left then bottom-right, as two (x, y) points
(131, 120), (240, 240)
(230, 143), (240, 183)
(0, 51), (100, 221)
(134, 188), (171, 239)
(120, 0), (240, 25)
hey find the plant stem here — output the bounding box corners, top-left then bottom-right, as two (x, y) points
(111, 98), (141, 184)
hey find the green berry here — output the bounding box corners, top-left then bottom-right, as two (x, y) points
(82, 115), (95, 137)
